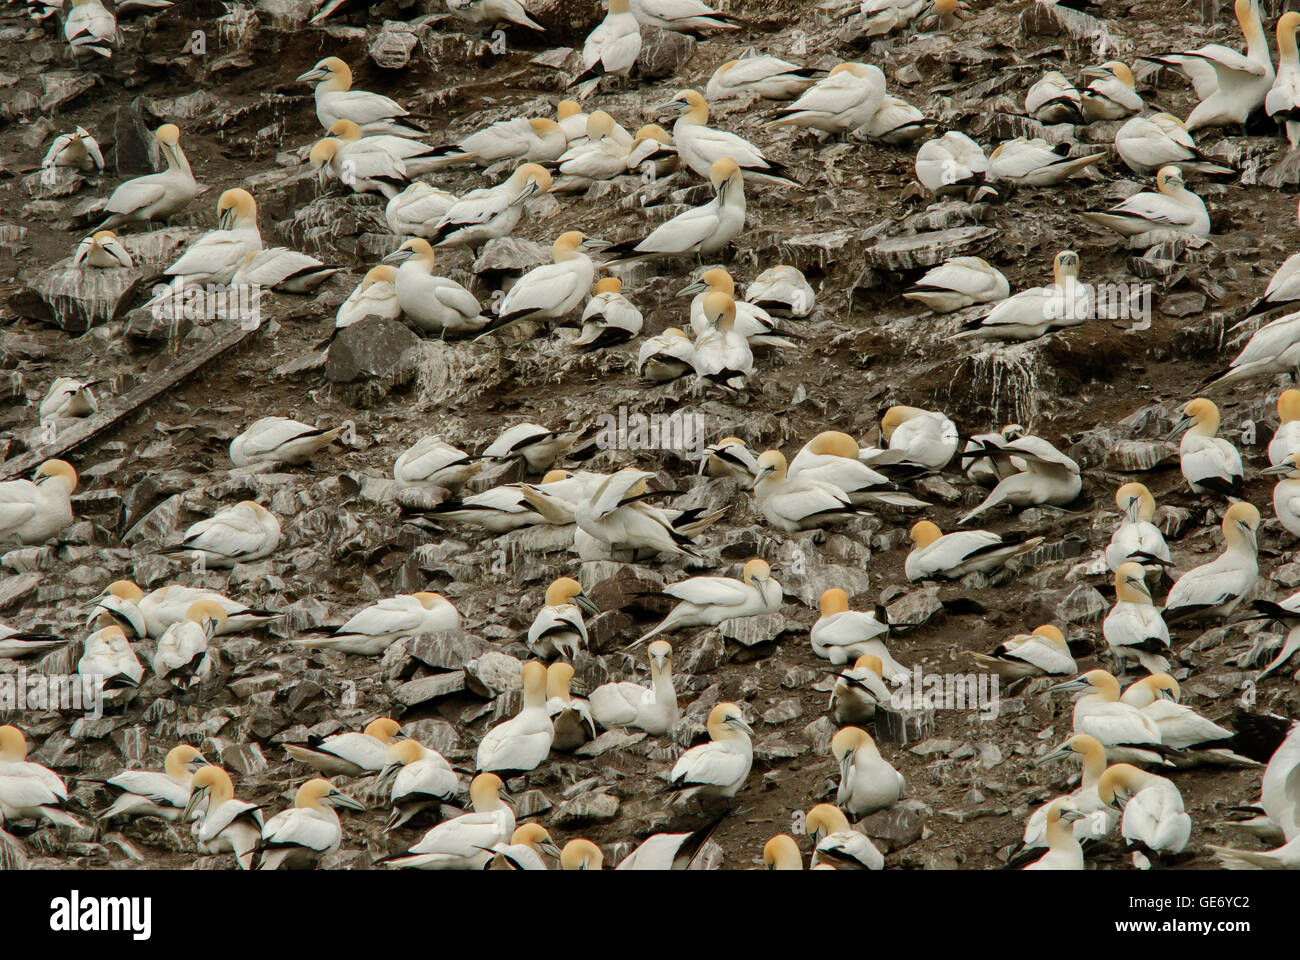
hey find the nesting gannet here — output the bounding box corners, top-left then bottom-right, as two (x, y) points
(1104, 563), (1172, 675)
(259, 779), (364, 870)
(629, 0), (737, 31)
(768, 63), (886, 136)
(828, 653), (891, 724)
(477, 661), (554, 772)
(481, 231), (604, 336)
(0, 726), (79, 830)
(385, 183), (458, 239)
(95, 124), (197, 231)
(73, 231), (131, 269)
(857, 93), (935, 145)
(0, 460), (76, 547)
(752, 450), (869, 532)
(786, 431), (906, 502)
(914, 131), (988, 196)
(100, 744), (208, 822)
(1270, 390), (1300, 465)
(381, 238), (486, 336)
(1025, 70), (1082, 124)
(309, 133), (407, 199)
(810, 589), (905, 676)
(487, 823), (562, 870)
(334, 266), (401, 332)
(183, 766), (263, 869)
(1114, 113), (1236, 177)
(556, 100), (590, 142)
(605, 158), (745, 261)
(987, 138), (1107, 187)
(64, 0), (115, 59)
(861, 405), (959, 470)
(77, 618), (142, 703)
(484, 422), (582, 473)
(638, 327), (695, 381)
(1080, 62), (1143, 122)
(284, 718), (405, 777)
(635, 559), (781, 646)
(956, 250), (1091, 342)
(1243, 592), (1300, 678)
(626, 124), (679, 178)
(419, 483), (551, 533)
(707, 56), (821, 101)
(295, 593), (459, 656)
(1210, 311), (1300, 387)
(1082, 166), (1210, 238)
(746, 264), (815, 317)
(553, 112), (633, 191)
(527, 578), (598, 660)
(326, 119), (447, 178)
(615, 819), (723, 870)
(43, 125), (103, 173)
(906, 520), (1043, 581)
(229, 416), (343, 468)
(393, 436), (481, 493)
(763, 834), (805, 869)
(1022, 798), (1086, 870)
(903, 257), (1008, 313)
(571, 0), (641, 95)
(571, 277), (643, 349)
(172, 500), (280, 568)
(1026, 734), (1117, 851)
(385, 773), (514, 869)
(89, 581), (273, 639)
(1052, 670), (1169, 766)
(560, 838), (605, 870)
(230, 245), (338, 294)
(669, 702), (753, 798)
(690, 291), (754, 390)
(681, 269), (795, 347)
(832, 726), (904, 816)
(544, 661), (596, 752)
(439, 117), (568, 167)
(379, 739), (460, 830)
(963, 424), (1026, 486)
(569, 469), (697, 560)
(1166, 397), (1243, 496)
(805, 803), (884, 870)
(39, 377), (98, 420)
(151, 599), (224, 690)
(670, 90), (798, 185)
(1183, 0), (1273, 133)
(444, 0), (544, 32)
(1262, 453), (1300, 537)
(1106, 482), (1171, 571)
(1120, 675), (1256, 766)
(297, 57), (425, 138)
(1163, 502), (1259, 623)
(158, 188), (261, 287)
(590, 640), (679, 734)
(1098, 763), (1191, 866)
(958, 434), (1082, 524)
(967, 624), (1076, 680)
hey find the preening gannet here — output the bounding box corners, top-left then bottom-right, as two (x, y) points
(1105, 482), (1171, 571)
(763, 833), (805, 869)
(906, 520), (1043, 581)
(860, 405), (959, 470)
(386, 183), (458, 238)
(183, 766), (263, 869)
(527, 577), (599, 659)
(560, 837), (605, 869)
(746, 264), (815, 317)
(690, 291), (754, 390)
(394, 436), (482, 492)
(573, 277), (643, 348)
(151, 599), (224, 690)
(64, 0), (115, 61)
(805, 803), (884, 869)
(1262, 453), (1300, 537)
(43, 125), (103, 172)
(1166, 397), (1243, 497)
(476, 661), (554, 773)
(957, 434), (1082, 525)
(379, 738), (460, 831)
(915, 131), (988, 196)
(546, 661), (596, 752)
(488, 823), (563, 870)
(832, 726), (904, 816)
(966, 623), (1075, 680)
(0, 460), (76, 546)
(638, 327), (696, 381)
(669, 702), (753, 798)
(988, 138), (1106, 187)
(1097, 763), (1191, 866)
(1104, 563), (1172, 675)
(903, 257), (1008, 313)
(571, 0), (641, 95)
(335, 265), (401, 331)
(258, 778), (365, 870)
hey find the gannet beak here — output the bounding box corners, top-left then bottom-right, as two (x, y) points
(1158, 687), (1177, 702)
(729, 716), (754, 736)
(1125, 497), (1141, 523)
(1035, 744), (1071, 765)
(1060, 808), (1087, 823)
(575, 592), (599, 616)
(1163, 416), (1192, 441)
(382, 247), (413, 264)
(581, 237), (612, 251)
(1050, 677), (1089, 694)
(1260, 463), (1293, 476)
(541, 839), (562, 859)
(183, 785), (210, 822)
(328, 788), (366, 811)
(499, 792), (517, 810)
(296, 67), (326, 82)
(678, 279), (707, 295)
(189, 754), (211, 771)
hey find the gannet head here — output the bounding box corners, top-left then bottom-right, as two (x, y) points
(819, 587), (850, 617)
(560, 838), (604, 870)
(701, 290), (737, 331)
(669, 89), (709, 124)
(308, 137), (341, 172)
(881, 405), (926, 440)
(908, 519), (942, 548)
(1113, 561), (1152, 604)
(296, 777), (364, 811)
(184, 765), (236, 819)
(521, 660), (548, 702)
(361, 264), (398, 290)
(1279, 389), (1300, 425)
(164, 744), (209, 779)
(1038, 732), (1106, 767)
(852, 653), (884, 676)
(678, 267), (732, 297)
(384, 237), (436, 269)
(585, 110), (616, 141)
(1097, 763), (1145, 807)
(1222, 500), (1260, 552)
(217, 188), (257, 231)
(510, 162), (552, 201)
(363, 717), (404, 743)
(557, 100), (582, 120)
(1262, 452), (1300, 479)
(1052, 250), (1080, 284)
(546, 661), (575, 701)
(185, 599), (228, 630)
(593, 276), (621, 295)
(1167, 396), (1219, 440)
(541, 469), (570, 483)
(648, 639), (672, 672)
(528, 118), (562, 140)
(742, 557), (772, 586)
(383, 738), (424, 774)
(609, 0), (631, 13)
(806, 430), (860, 459)
(1031, 624), (1067, 648)
(1051, 668), (1119, 700)
(154, 124), (181, 149)
(763, 834), (803, 869)
(633, 124), (673, 146)
(1155, 165), (1186, 196)
(805, 803), (850, 838)
(1115, 481), (1156, 522)
(468, 772), (506, 812)
(327, 118), (364, 142)
(707, 701), (753, 740)
(414, 591), (451, 612)
(512, 822), (560, 857)
(0, 725), (28, 762)
(709, 156), (742, 191)
(545, 577), (597, 614)
(831, 725), (873, 761)
(34, 459), (78, 493)
(297, 56), (350, 88)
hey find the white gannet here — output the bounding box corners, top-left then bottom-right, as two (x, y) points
(1166, 397), (1243, 497)
(477, 661), (554, 772)
(634, 558), (781, 645)
(690, 291), (754, 390)
(963, 424), (1026, 486)
(39, 377), (98, 420)
(297, 57), (425, 138)
(604, 158), (745, 261)
(615, 820), (722, 870)
(1262, 453), (1300, 537)
(669, 702), (753, 798)
(1183, 0), (1274, 134)
(560, 838), (605, 870)
(0, 726), (79, 830)
(626, 123), (678, 178)
(956, 250), (1091, 342)
(669, 89), (798, 185)
(966, 623), (1076, 680)
(78, 619), (142, 704)
(1274, 14), (1300, 146)
(1121, 674), (1256, 764)
(987, 138), (1107, 187)
(958, 434), (1082, 524)
(444, 0), (544, 32)
(172, 500), (280, 568)
(903, 256), (1008, 313)
(857, 93), (935, 145)
(419, 483), (551, 533)
(1082, 166), (1210, 238)
(1080, 62), (1143, 122)
(43, 125), (103, 173)
(484, 422), (582, 473)
(1163, 502), (1259, 623)
(1106, 482), (1171, 571)
(95, 124), (197, 232)
(707, 56), (821, 101)
(590, 640), (679, 734)
(763, 834), (805, 869)
(1025, 70), (1082, 124)
(1242, 592), (1300, 679)
(159, 188), (261, 287)
(440, 117), (568, 167)
(152, 599), (224, 690)
(1209, 310), (1300, 387)
(571, 469), (699, 560)
(383, 238), (486, 336)
(258, 778), (364, 870)
(915, 131), (988, 196)
(284, 718), (405, 777)
(638, 327), (696, 382)
(1209, 834), (1300, 869)
(768, 62), (886, 136)
(64, 0), (115, 60)
(556, 100), (589, 141)
(829, 653), (892, 724)
(0, 460), (76, 547)
(230, 416), (343, 467)
(681, 269), (795, 347)
(811, 588), (904, 676)
(480, 231), (603, 336)
(100, 744), (209, 822)
(73, 231), (132, 269)
(1051, 670), (1169, 766)
(326, 119), (448, 177)
(1022, 798), (1086, 870)
(571, 0), (641, 95)
(384, 773), (514, 870)
(309, 133), (407, 200)
(380, 739), (459, 831)
(528, 577), (599, 659)
(752, 450), (867, 532)
(88, 581), (273, 639)
(488, 823), (562, 870)
(553, 111), (633, 191)
(294, 592), (459, 656)
(335, 265), (401, 331)
(629, 0), (738, 32)
(385, 183), (458, 238)
(0, 625), (67, 660)
(573, 277), (643, 348)
(786, 431), (903, 502)
(805, 803), (884, 870)
(394, 436), (481, 492)
(860, 405), (959, 470)
(1114, 113), (1236, 177)
(1104, 563), (1172, 675)
(1270, 389), (1300, 465)
(1098, 763), (1191, 866)
(746, 264), (815, 317)
(230, 245), (338, 294)
(545, 661), (596, 752)
(832, 726), (904, 817)
(1027, 734), (1117, 852)
(183, 766), (264, 870)
(906, 520), (1044, 581)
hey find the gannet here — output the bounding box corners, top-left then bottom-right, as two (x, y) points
(258, 778), (364, 870)
(88, 581), (273, 639)
(152, 599), (224, 690)
(158, 188), (261, 287)
(1114, 113), (1236, 176)
(572, 277), (643, 348)
(171, 500), (280, 568)
(571, 0), (641, 95)
(487, 823), (562, 870)
(394, 436), (481, 492)
(810, 588), (905, 676)
(294, 592), (459, 656)
(691, 291), (754, 390)
(746, 264), (815, 317)
(385, 183), (458, 239)
(906, 520), (1043, 581)
(763, 834), (805, 869)
(230, 246), (338, 294)
(183, 766), (264, 869)
(615, 818), (723, 870)
(1120, 675), (1257, 765)
(545, 661), (596, 751)
(297, 57), (426, 138)
(483, 422), (582, 473)
(669, 702), (753, 798)
(752, 450), (870, 532)
(1270, 389), (1300, 465)
(768, 63), (886, 136)
(1052, 670), (1170, 766)
(1104, 563), (1172, 675)
(914, 131), (988, 196)
(73, 231), (131, 269)
(1209, 834), (1300, 869)
(963, 424), (1026, 486)
(335, 265), (401, 332)
(95, 123), (197, 231)
(1025, 70), (1082, 124)
(786, 431), (905, 502)
(78, 618), (142, 703)
(629, 0), (738, 32)
(634, 558), (781, 645)
(956, 250), (1091, 341)
(527, 577), (599, 659)
(571, 469), (700, 560)
(444, 0), (544, 31)
(380, 739), (460, 830)
(438, 117), (568, 167)
(1022, 798), (1086, 870)
(1267, 13), (1300, 146)
(1080, 62), (1143, 122)
(987, 138), (1107, 187)
(966, 623), (1075, 679)
(1262, 453), (1300, 537)
(39, 377), (98, 420)
(590, 640), (679, 734)
(0, 625), (66, 660)
(309, 134), (407, 199)
(560, 838), (605, 869)
(958, 434), (1082, 524)
(1166, 397), (1243, 496)
(43, 125), (102, 172)
(100, 744), (208, 822)
(707, 56), (821, 101)
(326, 119), (447, 178)
(669, 89), (798, 185)
(1208, 310), (1300, 387)
(229, 417), (343, 467)
(64, 0), (115, 59)
(1106, 482), (1171, 571)
(477, 661), (554, 772)
(553, 112), (633, 191)
(557, 100), (589, 141)
(418, 483), (551, 532)
(1098, 763), (1191, 866)
(856, 93), (935, 145)
(1243, 593), (1300, 678)
(903, 257), (1008, 313)
(626, 123), (679, 177)
(638, 327), (695, 381)
(1027, 734), (1117, 852)
(1082, 166), (1210, 238)
(480, 231), (604, 336)
(805, 803), (884, 870)
(605, 157), (745, 261)
(681, 269), (795, 347)
(0, 459), (76, 547)
(832, 726), (904, 816)
(385, 773), (514, 869)
(1183, 0), (1274, 133)
(284, 718), (405, 777)
(382, 238), (486, 336)
(1164, 501), (1259, 623)
(861, 405), (959, 470)
(0, 726), (79, 830)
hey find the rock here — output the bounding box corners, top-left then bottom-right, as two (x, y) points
(1160, 292), (1207, 317)
(859, 798), (930, 850)
(874, 704), (935, 745)
(1155, 505), (1194, 539)
(762, 698), (803, 724)
(865, 226), (999, 271)
(392, 670), (466, 706)
(0, 573), (42, 611)
(551, 790), (619, 824)
(369, 21), (423, 69)
(885, 586), (942, 629)
(112, 97), (161, 175)
(324, 316), (422, 390)
(635, 24), (694, 79)
(1055, 584), (1107, 625)
(1103, 440), (1177, 472)
(410, 631), (488, 669)
(718, 612), (791, 647)
(464, 651), (524, 697)
(18, 260), (143, 333)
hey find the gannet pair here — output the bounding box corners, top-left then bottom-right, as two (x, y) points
(171, 500), (280, 568)
(384, 773), (514, 869)
(284, 717), (405, 776)
(297, 57), (425, 138)
(95, 124), (198, 231)
(590, 640), (679, 734)
(1105, 482), (1171, 571)
(1163, 501), (1259, 623)
(811, 588), (905, 676)
(682, 269), (796, 348)
(967, 624), (1075, 679)
(906, 520), (1043, 581)
(689, 293), (754, 390)
(1121, 675), (1259, 765)
(527, 577), (599, 659)
(294, 592), (459, 655)
(634, 558), (782, 645)
(957, 251), (1091, 342)
(958, 434), (1081, 524)
(1083, 167), (1211, 239)
(88, 580), (274, 639)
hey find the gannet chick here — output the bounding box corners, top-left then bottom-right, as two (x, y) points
(1023, 798), (1086, 870)
(590, 640), (679, 734)
(669, 89), (798, 185)
(571, 0), (641, 96)
(1114, 113), (1235, 177)
(385, 182), (458, 239)
(1183, 0), (1273, 134)
(477, 661), (554, 773)
(914, 131), (988, 196)
(1051, 670), (1169, 766)
(701, 436), (759, 481)
(0, 459), (76, 547)
(1104, 563), (1171, 675)
(172, 500), (280, 568)
(64, 0), (115, 59)
(39, 377), (98, 420)
(1263, 453), (1300, 536)
(635, 559), (781, 645)
(768, 62), (886, 136)
(903, 257), (1008, 313)
(284, 718), (405, 777)
(545, 661), (596, 752)
(483, 422), (581, 473)
(1098, 763), (1191, 867)
(1026, 734), (1116, 852)
(572, 277), (643, 349)
(230, 416), (343, 467)
(488, 823), (561, 870)
(394, 436), (481, 492)
(560, 838), (605, 870)
(43, 125), (103, 173)
(95, 124), (197, 231)
(906, 520), (1043, 581)
(1025, 71), (1082, 124)
(967, 624), (1075, 680)
(100, 744), (209, 822)
(528, 578), (599, 660)
(832, 726), (904, 816)
(746, 264), (814, 317)
(258, 778), (364, 870)
(78, 619), (142, 703)
(956, 250), (1091, 341)
(669, 702), (753, 798)
(73, 231), (131, 269)
(1080, 62), (1142, 122)
(1164, 501), (1259, 623)
(805, 803), (884, 870)
(379, 739), (459, 831)
(604, 157), (745, 261)
(297, 57), (426, 137)
(1106, 483), (1171, 571)
(691, 291), (754, 390)
(638, 328), (695, 381)
(384, 773), (514, 869)
(829, 654), (891, 724)
(0, 726), (79, 830)
(444, 0), (545, 32)
(811, 588), (904, 676)
(861, 405), (959, 470)
(1082, 166), (1209, 238)
(152, 599), (224, 690)
(707, 56), (822, 101)
(382, 238), (486, 336)
(988, 138), (1106, 186)
(295, 592), (459, 656)
(1270, 390), (1300, 465)
(958, 435), (1081, 524)
(752, 451), (869, 532)
(1166, 397), (1243, 497)
(429, 163), (551, 250)
(183, 766), (264, 869)
(481, 231), (604, 336)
